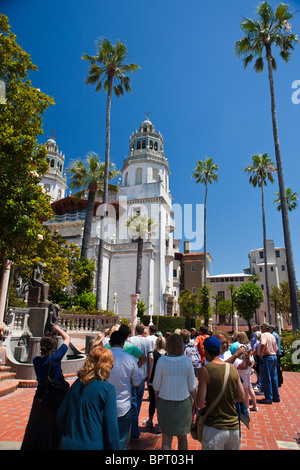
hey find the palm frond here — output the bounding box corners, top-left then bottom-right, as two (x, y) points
(254, 56), (264, 72)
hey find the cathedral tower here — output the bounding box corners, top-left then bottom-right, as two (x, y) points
(42, 137), (67, 201)
(107, 117), (175, 316)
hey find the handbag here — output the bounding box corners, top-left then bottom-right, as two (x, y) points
(43, 355), (70, 407)
(190, 362), (230, 443)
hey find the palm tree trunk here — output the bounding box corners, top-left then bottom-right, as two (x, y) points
(136, 237), (143, 295)
(261, 183), (271, 323)
(203, 182), (208, 285)
(96, 77), (112, 310)
(266, 45), (300, 333)
(81, 188), (96, 259)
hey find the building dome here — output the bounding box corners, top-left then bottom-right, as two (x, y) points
(139, 118), (154, 133)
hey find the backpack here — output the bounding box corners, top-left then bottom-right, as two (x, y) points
(184, 343), (202, 377)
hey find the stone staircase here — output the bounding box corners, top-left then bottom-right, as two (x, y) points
(0, 365), (19, 397)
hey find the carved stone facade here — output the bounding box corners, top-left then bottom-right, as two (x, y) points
(44, 118), (175, 319)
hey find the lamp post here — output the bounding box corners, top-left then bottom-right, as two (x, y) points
(149, 304), (153, 326)
(277, 313), (282, 335)
(113, 292), (117, 313)
(233, 311), (238, 332)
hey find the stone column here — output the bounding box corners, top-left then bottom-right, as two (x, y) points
(27, 337), (41, 364)
(0, 260), (13, 324)
(130, 293), (140, 334)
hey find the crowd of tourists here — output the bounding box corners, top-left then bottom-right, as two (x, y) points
(20, 319), (283, 451)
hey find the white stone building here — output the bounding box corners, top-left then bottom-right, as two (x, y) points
(43, 118), (175, 320)
(247, 239), (288, 324)
(42, 138), (67, 201)
(207, 239), (288, 326)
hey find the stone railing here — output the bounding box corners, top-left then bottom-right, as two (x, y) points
(58, 313), (119, 334)
(3, 308), (119, 336)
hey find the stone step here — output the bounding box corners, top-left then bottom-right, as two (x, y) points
(0, 379), (20, 397)
(0, 371), (16, 381)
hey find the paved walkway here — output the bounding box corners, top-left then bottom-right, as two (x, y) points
(0, 371), (300, 451)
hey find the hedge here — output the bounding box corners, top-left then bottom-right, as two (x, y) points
(140, 315), (202, 335)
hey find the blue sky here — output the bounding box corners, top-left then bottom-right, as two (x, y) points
(2, 0), (300, 282)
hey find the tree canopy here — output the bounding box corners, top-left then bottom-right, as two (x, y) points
(0, 15), (54, 264)
(232, 282), (264, 329)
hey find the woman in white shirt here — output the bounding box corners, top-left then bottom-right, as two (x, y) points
(234, 331), (258, 412)
(152, 333), (198, 450)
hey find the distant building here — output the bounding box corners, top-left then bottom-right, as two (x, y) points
(207, 239), (288, 326)
(174, 240), (212, 308)
(248, 239), (288, 325)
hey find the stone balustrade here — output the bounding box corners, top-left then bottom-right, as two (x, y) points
(4, 308), (119, 336)
(58, 313), (119, 333)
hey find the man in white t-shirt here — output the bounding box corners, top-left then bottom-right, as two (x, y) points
(127, 324), (152, 440)
(108, 331), (142, 449)
(146, 324), (158, 351)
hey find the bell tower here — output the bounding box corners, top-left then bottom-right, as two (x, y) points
(42, 133), (67, 201)
(108, 116), (175, 316)
(121, 116), (170, 196)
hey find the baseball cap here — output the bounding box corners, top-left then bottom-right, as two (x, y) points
(203, 336), (221, 355)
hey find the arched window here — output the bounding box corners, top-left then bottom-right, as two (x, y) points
(124, 172), (128, 186)
(154, 142), (158, 151)
(135, 167), (142, 185)
(57, 189), (62, 200)
(44, 184), (51, 193)
(50, 159), (55, 167)
(142, 140), (146, 149)
(153, 168), (160, 182)
(149, 140), (153, 150)
(137, 141), (141, 150)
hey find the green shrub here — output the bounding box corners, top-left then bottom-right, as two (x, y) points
(75, 291), (96, 311)
(141, 315), (188, 335)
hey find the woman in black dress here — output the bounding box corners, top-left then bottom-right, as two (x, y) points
(21, 323), (70, 450)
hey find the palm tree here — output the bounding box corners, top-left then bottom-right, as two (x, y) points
(235, 1), (300, 333)
(82, 38), (140, 309)
(68, 152), (120, 260)
(243, 153), (275, 323)
(192, 156), (218, 285)
(274, 187), (298, 212)
(126, 213), (156, 295)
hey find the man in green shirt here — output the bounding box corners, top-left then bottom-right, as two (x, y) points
(105, 324), (147, 369)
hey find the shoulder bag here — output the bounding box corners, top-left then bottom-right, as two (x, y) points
(190, 362), (230, 443)
(43, 354), (70, 407)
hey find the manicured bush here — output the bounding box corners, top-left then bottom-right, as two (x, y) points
(141, 315), (193, 335)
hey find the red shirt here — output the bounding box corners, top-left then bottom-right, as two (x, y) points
(194, 334), (209, 363)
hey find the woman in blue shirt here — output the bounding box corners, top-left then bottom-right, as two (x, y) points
(57, 346), (120, 450)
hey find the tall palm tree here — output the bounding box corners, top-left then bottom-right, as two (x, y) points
(243, 153), (275, 324)
(274, 187), (298, 212)
(235, 1), (300, 333)
(192, 156), (218, 285)
(68, 152), (120, 260)
(82, 38), (140, 309)
(126, 213), (157, 295)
